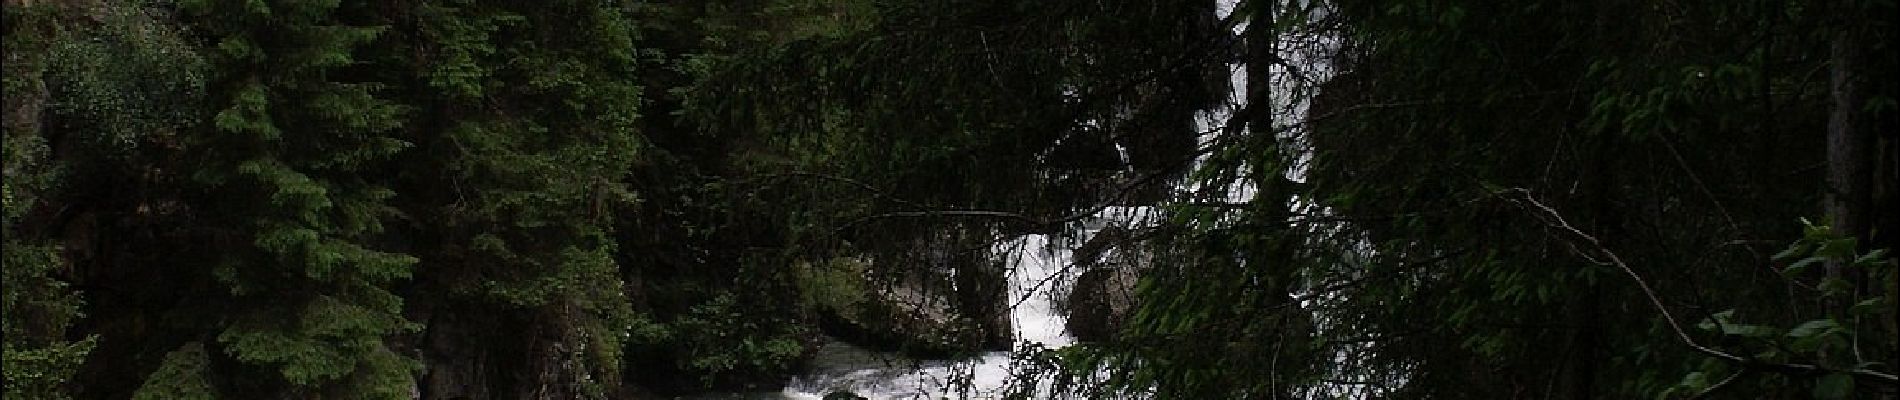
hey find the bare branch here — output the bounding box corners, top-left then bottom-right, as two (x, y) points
(1687, 370), (1748, 400)
(756, 170), (929, 209)
(1498, 187), (1898, 386)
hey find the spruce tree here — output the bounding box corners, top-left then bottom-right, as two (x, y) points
(137, 0), (419, 397)
(382, 0), (640, 396)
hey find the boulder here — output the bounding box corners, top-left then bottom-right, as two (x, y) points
(1065, 266), (1139, 342)
(1063, 226), (1149, 342)
(803, 254), (1005, 358)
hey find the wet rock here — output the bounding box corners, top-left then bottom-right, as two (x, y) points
(805, 256), (1002, 358)
(954, 259), (1014, 349)
(849, 283), (988, 357)
(1064, 227), (1148, 342)
(1065, 267), (1139, 342)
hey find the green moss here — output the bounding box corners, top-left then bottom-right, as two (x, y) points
(794, 257), (869, 318)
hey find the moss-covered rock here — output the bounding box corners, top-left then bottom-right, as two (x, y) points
(798, 257), (997, 358)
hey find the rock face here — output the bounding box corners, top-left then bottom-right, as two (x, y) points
(824, 277), (994, 357)
(807, 233), (1014, 358)
(1065, 267), (1139, 342)
(1064, 227), (1148, 342)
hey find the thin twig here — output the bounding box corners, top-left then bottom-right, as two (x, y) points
(763, 170), (929, 209)
(1499, 187), (1898, 386)
(1687, 370), (1747, 400)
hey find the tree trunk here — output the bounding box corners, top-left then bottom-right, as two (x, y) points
(1825, 2), (1872, 291)
(1824, 8), (1893, 397)
(419, 308), (496, 400)
(950, 228), (1013, 350)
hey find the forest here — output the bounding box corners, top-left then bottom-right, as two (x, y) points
(1, 0), (1895, 399)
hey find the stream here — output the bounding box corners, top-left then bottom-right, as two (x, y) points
(682, 224), (1111, 400)
(700, 4), (1257, 397)
(778, 233), (1082, 399)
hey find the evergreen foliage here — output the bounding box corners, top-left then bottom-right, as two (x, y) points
(387, 0), (643, 396)
(154, 0), (418, 396)
(3, 0), (1893, 398)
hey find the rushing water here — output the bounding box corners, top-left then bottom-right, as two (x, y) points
(775, 233), (1080, 400)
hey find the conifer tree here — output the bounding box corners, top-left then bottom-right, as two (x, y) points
(136, 0), (420, 397)
(3, 7), (90, 399)
(385, 0), (640, 396)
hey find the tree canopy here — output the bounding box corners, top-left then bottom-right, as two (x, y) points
(2, 0), (1893, 399)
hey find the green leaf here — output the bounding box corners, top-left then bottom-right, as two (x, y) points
(1785, 319), (1838, 338)
(1696, 310), (1736, 331)
(1785, 256), (1825, 276)
(1812, 373), (1852, 400)
(1802, 218), (1831, 237)
(1818, 277), (1855, 296)
(1817, 238), (1858, 259)
(1849, 298), (1885, 316)
(1853, 249), (1890, 267)
(1720, 323), (1778, 338)
(1774, 243), (1810, 261)
(1661, 371), (1710, 399)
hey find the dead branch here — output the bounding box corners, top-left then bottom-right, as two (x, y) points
(1499, 187), (1898, 386)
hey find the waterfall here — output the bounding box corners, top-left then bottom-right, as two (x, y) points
(779, 233), (1082, 400)
(767, 0), (1262, 394)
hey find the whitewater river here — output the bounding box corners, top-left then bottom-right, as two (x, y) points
(779, 233), (1080, 400)
(685, 230), (1090, 400)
